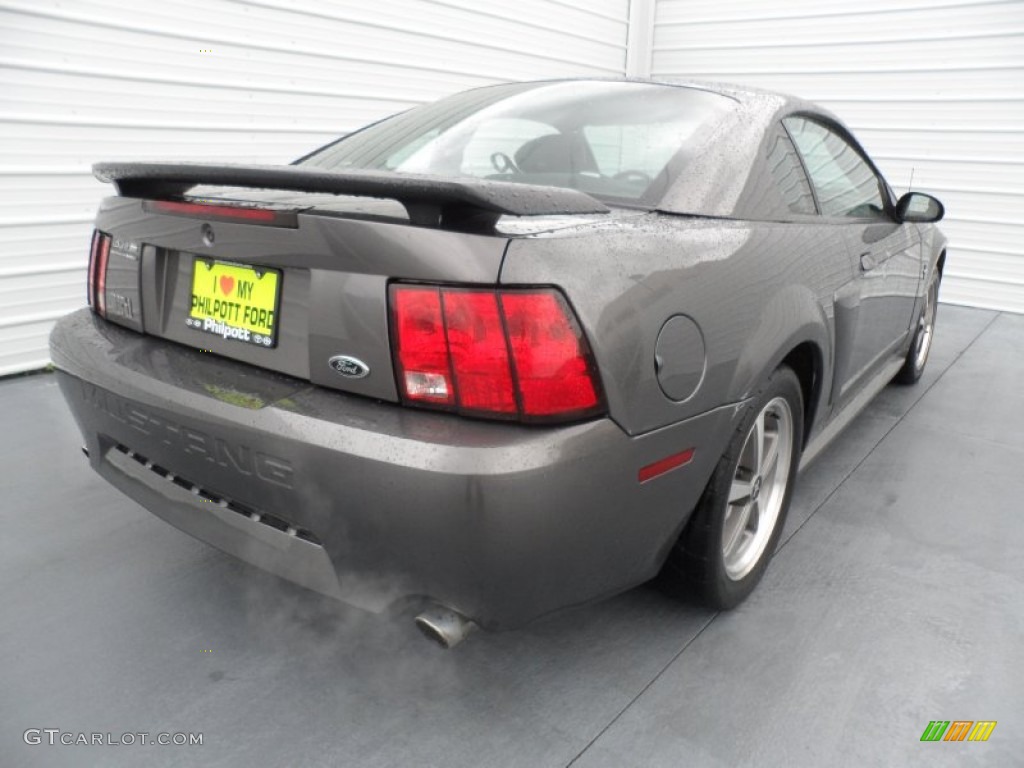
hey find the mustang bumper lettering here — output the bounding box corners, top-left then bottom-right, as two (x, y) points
(52, 309), (735, 628)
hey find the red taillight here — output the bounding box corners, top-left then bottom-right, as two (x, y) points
(87, 230), (100, 308)
(87, 229), (111, 316)
(443, 291), (517, 415)
(501, 292), (599, 416)
(389, 285), (603, 423)
(391, 286), (454, 406)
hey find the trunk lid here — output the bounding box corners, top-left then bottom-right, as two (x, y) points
(91, 161), (609, 403)
(94, 193), (508, 403)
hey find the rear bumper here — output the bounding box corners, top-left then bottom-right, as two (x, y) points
(51, 309), (734, 628)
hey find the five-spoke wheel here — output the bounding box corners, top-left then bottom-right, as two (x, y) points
(666, 365), (803, 609)
(895, 268), (941, 385)
(722, 396), (794, 581)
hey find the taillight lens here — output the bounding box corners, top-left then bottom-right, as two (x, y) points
(389, 284), (603, 423)
(87, 229), (112, 316)
(501, 292), (599, 416)
(443, 290), (517, 415)
(391, 286), (454, 406)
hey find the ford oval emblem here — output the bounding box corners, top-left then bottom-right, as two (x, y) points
(328, 355), (370, 379)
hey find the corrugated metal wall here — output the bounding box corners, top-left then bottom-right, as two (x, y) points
(3, 0), (1021, 375)
(0, 0), (629, 375)
(651, 0), (1024, 313)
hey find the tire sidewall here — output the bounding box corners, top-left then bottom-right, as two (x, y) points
(897, 272), (940, 385)
(914, 276), (940, 377)
(687, 366), (804, 609)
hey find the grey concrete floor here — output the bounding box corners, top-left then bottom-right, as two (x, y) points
(2, 304), (1021, 768)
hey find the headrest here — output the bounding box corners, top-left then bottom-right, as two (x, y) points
(514, 134), (594, 175)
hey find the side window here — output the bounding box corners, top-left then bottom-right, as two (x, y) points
(783, 117), (886, 218)
(766, 126), (816, 214)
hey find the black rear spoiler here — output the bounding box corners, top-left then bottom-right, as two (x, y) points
(93, 162), (609, 227)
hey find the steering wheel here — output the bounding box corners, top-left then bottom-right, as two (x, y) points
(613, 170), (652, 185)
(491, 152), (519, 174)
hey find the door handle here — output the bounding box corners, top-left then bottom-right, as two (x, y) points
(859, 251), (878, 271)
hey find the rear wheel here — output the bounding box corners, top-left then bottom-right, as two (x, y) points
(894, 270), (940, 385)
(665, 366), (803, 609)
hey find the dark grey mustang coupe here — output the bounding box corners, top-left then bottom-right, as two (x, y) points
(51, 79), (945, 647)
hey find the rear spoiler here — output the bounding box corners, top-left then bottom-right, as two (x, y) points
(93, 162), (609, 227)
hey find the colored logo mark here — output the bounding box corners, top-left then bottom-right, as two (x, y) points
(920, 720), (997, 742)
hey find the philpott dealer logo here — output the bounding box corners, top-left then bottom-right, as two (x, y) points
(920, 720), (997, 742)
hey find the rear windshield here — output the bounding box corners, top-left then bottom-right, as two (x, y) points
(299, 81), (737, 206)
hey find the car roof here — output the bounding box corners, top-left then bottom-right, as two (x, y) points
(489, 77), (850, 221)
(471, 76), (782, 105)
(471, 76), (838, 127)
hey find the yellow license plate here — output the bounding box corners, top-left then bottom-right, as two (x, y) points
(188, 258), (281, 347)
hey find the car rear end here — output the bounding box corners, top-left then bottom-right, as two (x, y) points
(51, 182), (727, 629)
(52, 80), (758, 629)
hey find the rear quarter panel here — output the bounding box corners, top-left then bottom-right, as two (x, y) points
(500, 214), (849, 437)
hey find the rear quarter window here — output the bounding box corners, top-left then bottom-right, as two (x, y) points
(766, 126), (816, 215)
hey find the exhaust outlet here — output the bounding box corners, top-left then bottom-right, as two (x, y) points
(415, 607), (476, 649)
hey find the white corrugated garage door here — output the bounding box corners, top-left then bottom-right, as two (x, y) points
(0, 0), (629, 375)
(651, 0), (1024, 313)
(3, 0), (1020, 376)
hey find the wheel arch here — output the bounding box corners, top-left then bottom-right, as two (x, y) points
(928, 226), (948, 279)
(728, 284), (831, 448)
(779, 341), (823, 449)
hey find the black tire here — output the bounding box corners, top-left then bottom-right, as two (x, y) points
(665, 365), (804, 610)
(894, 271), (940, 385)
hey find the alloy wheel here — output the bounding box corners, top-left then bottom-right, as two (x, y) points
(914, 277), (939, 371)
(721, 396), (794, 581)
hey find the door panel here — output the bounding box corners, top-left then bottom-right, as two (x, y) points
(838, 221), (920, 400)
(784, 116), (922, 404)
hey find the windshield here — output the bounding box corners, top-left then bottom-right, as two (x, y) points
(299, 81), (737, 206)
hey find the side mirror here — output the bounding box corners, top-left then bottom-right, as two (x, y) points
(896, 192), (944, 223)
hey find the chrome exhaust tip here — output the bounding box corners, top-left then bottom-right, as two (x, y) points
(415, 607), (476, 649)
